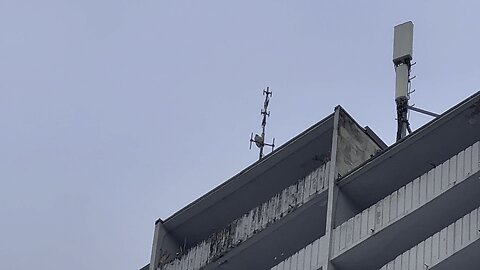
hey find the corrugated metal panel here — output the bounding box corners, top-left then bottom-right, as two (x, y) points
(379, 206), (480, 270)
(161, 162), (330, 270)
(332, 141), (480, 257)
(270, 236), (327, 270)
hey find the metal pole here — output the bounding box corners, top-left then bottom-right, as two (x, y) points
(408, 105), (440, 118)
(260, 87), (271, 159)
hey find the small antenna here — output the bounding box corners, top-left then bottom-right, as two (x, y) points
(250, 87), (275, 160)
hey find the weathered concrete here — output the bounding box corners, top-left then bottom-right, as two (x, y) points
(324, 107), (384, 270)
(163, 115), (335, 252)
(150, 221), (180, 270)
(332, 110), (383, 227)
(160, 163), (330, 270)
(335, 110), (382, 180)
(323, 107), (342, 270)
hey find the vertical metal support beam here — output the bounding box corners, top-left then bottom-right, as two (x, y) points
(323, 106), (341, 270)
(395, 63), (410, 141)
(150, 220), (179, 270)
(396, 95), (409, 141)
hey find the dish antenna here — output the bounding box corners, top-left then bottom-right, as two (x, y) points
(393, 21), (439, 141)
(250, 87), (275, 160)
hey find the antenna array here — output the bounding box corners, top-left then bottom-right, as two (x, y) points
(393, 21), (439, 142)
(250, 87), (275, 160)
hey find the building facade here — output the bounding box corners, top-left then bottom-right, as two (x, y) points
(142, 92), (480, 270)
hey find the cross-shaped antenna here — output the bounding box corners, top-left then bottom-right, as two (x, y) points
(250, 87), (275, 160)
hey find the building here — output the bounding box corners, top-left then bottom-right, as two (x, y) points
(140, 90), (480, 270)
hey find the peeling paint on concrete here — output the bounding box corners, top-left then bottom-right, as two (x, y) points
(336, 111), (382, 179)
(160, 162), (331, 270)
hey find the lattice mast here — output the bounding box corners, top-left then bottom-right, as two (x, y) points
(250, 87), (275, 160)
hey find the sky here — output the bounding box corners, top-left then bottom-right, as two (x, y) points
(1, 1), (480, 270)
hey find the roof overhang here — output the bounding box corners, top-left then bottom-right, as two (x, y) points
(162, 112), (336, 247)
(337, 91), (480, 218)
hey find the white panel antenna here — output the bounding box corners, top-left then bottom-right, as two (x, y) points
(393, 21), (414, 101)
(392, 21), (439, 142)
(393, 21), (414, 141)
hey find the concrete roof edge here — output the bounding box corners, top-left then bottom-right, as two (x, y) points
(162, 111), (336, 227)
(336, 105), (388, 150)
(337, 90), (480, 186)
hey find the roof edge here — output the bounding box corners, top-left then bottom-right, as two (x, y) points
(162, 111), (336, 225)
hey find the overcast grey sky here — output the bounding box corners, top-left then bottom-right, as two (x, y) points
(1, 1), (479, 270)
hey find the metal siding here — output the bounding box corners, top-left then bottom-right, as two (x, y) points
(333, 142), (480, 265)
(339, 222), (346, 251)
(408, 246), (416, 270)
(431, 232), (440, 265)
(310, 239), (319, 270)
(412, 178), (420, 210)
(394, 256), (401, 270)
(304, 243), (312, 270)
(360, 208), (368, 239)
(464, 145), (473, 178)
(404, 182), (413, 213)
(345, 218), (354, 248)
(426, 169), (435, 201)
(380, 204), (480, 270)
(401, 251), (409, 270)
(439, 227), (447, 261)
(424, 237), (432, 268)
(374, 200), (383, 232)
(353, 213), (361, 243)
(382, 195), (391, 225)
(419, 174), (427, 205)
(462, 215), (470, 245)
(416, 241), (424, 270)
(390, 191), (398, 222)
(470, 209), (478, 242)
(456, 150), (465, 183)
(333, 224), (340, 255)
(441, 159), (450, 192)
(434, 166), (442, 197)
(449, 154), (457, 186)
(397, 187), (405, 218)
(454, 219), (462, 252)
(446, 223), (454, 256)
(297, 248), (305, 270)
(473, 142), (479, 173)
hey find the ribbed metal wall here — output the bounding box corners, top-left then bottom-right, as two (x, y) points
(332, 142), (479, 258)
(270, 236), (327, 270)
(380, 206), (480, 270)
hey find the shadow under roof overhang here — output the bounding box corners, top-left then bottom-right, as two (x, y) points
(162, 112), (336, 247)
(337, 91), (480, 215)
(203, 192), (329, 270)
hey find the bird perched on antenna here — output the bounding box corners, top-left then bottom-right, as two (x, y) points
(250, 87), (275, 160)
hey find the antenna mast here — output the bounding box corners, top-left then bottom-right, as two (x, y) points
(393, 21), (414, 141)
(250, 87), (275, 160)
(393, 21), (440, 142)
